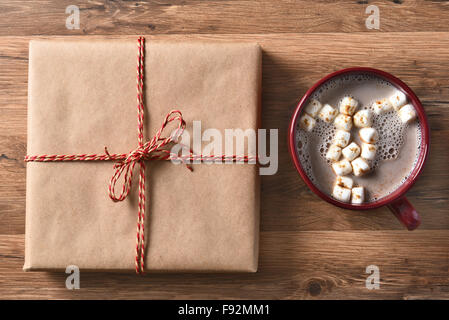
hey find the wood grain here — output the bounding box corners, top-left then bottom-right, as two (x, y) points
(2, 0), (449, 35)
(0, 8), (449, 299)
(1, 231), (448, 299)
(1, 33), (448, 234)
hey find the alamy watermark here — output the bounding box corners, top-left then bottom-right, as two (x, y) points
(365, 265), (380, 290)
(66, 5), (80, 30)
(365, 5), (380, 30)
(65, 265), (80, 289)
(169, 121), (279, 175)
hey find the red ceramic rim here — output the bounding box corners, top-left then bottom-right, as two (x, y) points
(288, 67), (430, 210)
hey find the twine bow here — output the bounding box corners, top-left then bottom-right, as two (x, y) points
(107, 110), (188, 203)
(25, 36), (257, 274)
(106, 108), (191, 274)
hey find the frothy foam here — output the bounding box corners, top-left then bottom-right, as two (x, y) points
(295, 73), (421, 202)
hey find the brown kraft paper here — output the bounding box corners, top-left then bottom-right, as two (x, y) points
(24, 39), (261, 272)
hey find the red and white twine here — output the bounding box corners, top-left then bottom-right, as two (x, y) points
(25, 36), (257, 274)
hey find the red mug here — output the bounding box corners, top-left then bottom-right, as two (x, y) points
(288, 67), (430, 230)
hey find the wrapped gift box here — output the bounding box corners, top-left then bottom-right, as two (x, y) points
(24, 39), (261, 272)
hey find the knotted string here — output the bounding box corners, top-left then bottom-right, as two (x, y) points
(24, 36), (257, 274)
(106, 108), (190, 274)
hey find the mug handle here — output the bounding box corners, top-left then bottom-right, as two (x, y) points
(387, 196), (421, 231)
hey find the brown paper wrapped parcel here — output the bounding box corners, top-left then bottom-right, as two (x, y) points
(24, 39), (261, 272)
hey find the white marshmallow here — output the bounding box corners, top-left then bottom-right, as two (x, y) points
(361, 143), (377, 160)
(304, 99), (322, 117)
(332, 159), (353, 176)
(299, 113), (316, 132)
(372, 98), (393, 115)
(359, 127), (379, 144)
(351, 157), (370, 176)
(398, 104), (417, 124)
(334, 129), (351, 148)
(336, 175), (354, 189)
(389, 90), (407, 110)
(334, 114), (352, 131)
(339, 96), (359, 115)
(332, 185), (351, 203)
(326, 145), (342, 162)
(351, 187), (365, 204)
(353, 109), (373, 128)
(318, 104), (338, 123)
(342, 142), (361, 161)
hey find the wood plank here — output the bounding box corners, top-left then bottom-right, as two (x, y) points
(2, 1), (449, 35)
(0, 33), (448, 235)
(1, 232), (448, 299)
(1, 0), (449, 301)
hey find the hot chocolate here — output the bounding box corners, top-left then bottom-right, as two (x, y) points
(296, 73), (421, 203)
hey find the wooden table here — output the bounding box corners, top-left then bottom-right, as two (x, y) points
(1, 1), (448, 300)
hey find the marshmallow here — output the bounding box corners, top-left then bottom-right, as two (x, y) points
(326, 145), (342, 162)
(334, 114), (353, 131)
(342, 142), (361, 161)
(389, 90), (407, 110)
(299, 113), (316, 132)
(339, 96), (359, 115)
(359, 127), (379, 144)
(304, 99), (322, 117)
(318, 104), (338, 123)
(332, 185), (351, 203)
(353, 109), (373, 128)
(351, 187), (365, 204)
(361, 143), (377, 160)
(398, 104), (417, 124)
(332, 159), (353, 176)
(334, 129), (351, 148)
(336, 175), (354, 189)
(351, 157), (370, 176)
(372, 98), (393, 115)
